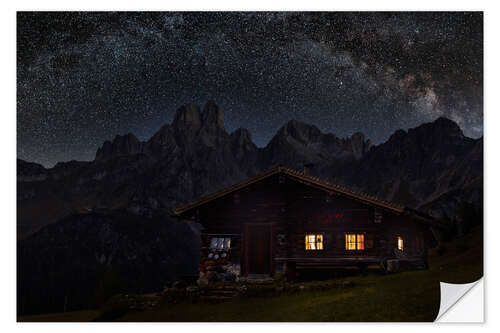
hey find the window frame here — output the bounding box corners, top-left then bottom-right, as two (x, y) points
(397, 236), (404, 251)
(305, 233), (324, 251)
(344, 232), (366, 251)
(209, 236), (231, 250)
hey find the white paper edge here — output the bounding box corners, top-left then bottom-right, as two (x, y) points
(435, 278), (484, 322)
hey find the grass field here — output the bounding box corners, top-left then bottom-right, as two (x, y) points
(18, 310), (101, 322)
(18, 227), (483, 322)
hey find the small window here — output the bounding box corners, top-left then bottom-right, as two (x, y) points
(397, 236), (404, 251)
(305, 234), (323, 250)
(209, 237), (231, 250)
(345, 233), (365, 250)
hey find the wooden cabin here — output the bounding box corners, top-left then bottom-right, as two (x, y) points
(172, 166), (437, 280)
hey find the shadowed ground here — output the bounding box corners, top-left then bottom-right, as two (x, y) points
(19, 227), (482, 322)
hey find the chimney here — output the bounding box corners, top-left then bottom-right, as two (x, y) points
(303, 163), (314, 176)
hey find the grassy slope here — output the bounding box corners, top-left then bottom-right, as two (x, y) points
(18, 310), (101, 322)
(18, 227), (483, 322)
(120, 228), (482, 322)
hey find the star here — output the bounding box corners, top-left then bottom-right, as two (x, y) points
(17, 12), (483, 167)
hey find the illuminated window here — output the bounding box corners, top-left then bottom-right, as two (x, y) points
(209, 237), (231, 250)
(397, 236), (404, 251)
(345, 233), (365, 250)
(305, 234), (324, 250)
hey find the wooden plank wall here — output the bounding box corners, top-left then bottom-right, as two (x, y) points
(198, 174), (287, 271)
(195, 173), (428, 274)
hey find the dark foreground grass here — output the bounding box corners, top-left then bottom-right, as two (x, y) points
(18, 227), (483, 322)
(121, 228), (483, 322)
(123, 271), (440, 322)
(18, 310), (101, 322)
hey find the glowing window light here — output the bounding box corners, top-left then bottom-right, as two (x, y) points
(397, 236), (404, 251)
(305, 234), (323, 250)
(345, 233), (365, 250)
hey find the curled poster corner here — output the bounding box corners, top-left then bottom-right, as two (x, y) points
(435, 278), (484, 322)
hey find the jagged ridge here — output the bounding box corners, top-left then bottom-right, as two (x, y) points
(18, 102), (482, 238)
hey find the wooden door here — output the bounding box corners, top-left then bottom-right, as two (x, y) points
(245, 224), (272, 275)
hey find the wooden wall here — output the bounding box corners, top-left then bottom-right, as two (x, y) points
(196, 174), (287, 274)
(186, 173), (429, 275)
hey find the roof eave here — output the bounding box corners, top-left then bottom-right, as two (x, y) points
(172, 166), (420, 218)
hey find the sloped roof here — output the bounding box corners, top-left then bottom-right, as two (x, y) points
(172, 166), (435, 223)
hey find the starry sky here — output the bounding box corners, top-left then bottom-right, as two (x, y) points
(17, 12), (483, 167)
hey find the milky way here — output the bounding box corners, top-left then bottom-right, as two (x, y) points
(17, 12), (483, 167)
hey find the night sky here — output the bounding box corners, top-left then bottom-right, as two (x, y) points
(17, 12), (483, 167)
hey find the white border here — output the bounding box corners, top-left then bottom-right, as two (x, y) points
(3, 1), (497, 332)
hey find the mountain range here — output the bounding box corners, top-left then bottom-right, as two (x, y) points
(17, 100), (483, 314)
(18, 100), (482, 238)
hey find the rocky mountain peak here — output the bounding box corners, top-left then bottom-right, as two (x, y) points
(351, 131), (365, 141)
(230, 128), (257, 156)
(95, 133), (142, 162)
(350, 132), (372, 159)
(230, 128), (253, 144)
(412, 116), (464, 139)
(277, 119), (322, 145)
(17, 159), (48, 182)
(143, 124), (175, 157)
(172, 104), (202, 132)
(430, 116), (464, 138)
(385, 117), (466, 149)
(390, 129), (407, 141)
(229, 128), (259, 173)
(201, 100), (224, 130)
(120, 132), (140, 142)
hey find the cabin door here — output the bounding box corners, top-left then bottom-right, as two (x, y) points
(245, 224), (272, 276)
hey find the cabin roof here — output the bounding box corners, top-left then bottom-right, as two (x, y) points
(171, 166), (434, 222)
